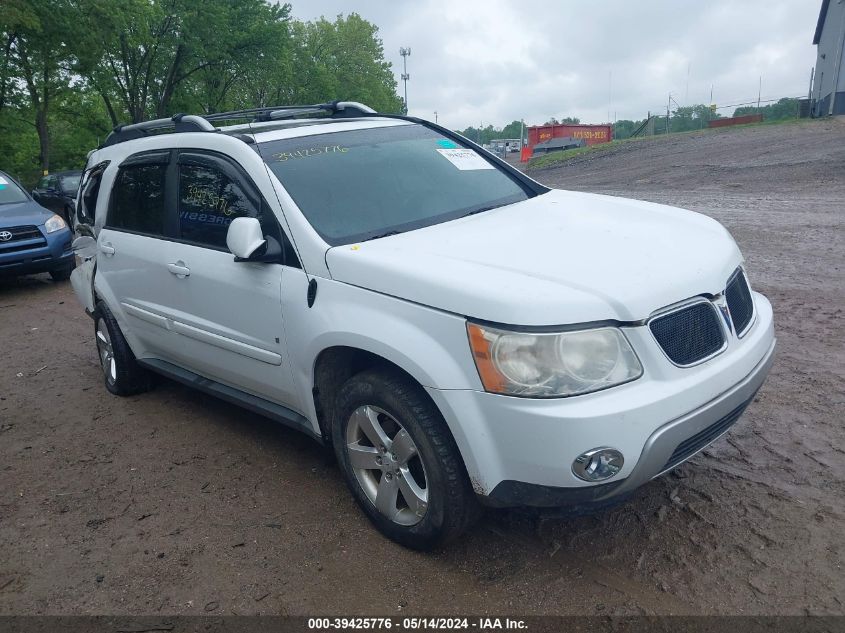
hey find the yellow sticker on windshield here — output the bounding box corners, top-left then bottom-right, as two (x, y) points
(272, 146), (349, 162)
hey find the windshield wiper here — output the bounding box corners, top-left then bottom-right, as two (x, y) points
(459, 203), (505, 219)
(361, 230), (403, 242)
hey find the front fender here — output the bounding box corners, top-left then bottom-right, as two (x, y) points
(281, 270), (482, 433)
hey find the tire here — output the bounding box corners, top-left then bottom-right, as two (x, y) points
(49, 263), (73, 282)
(332, 368), (480, 550)
(93, 301), (153, 396)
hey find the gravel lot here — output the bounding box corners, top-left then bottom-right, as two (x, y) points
(1, 118), (843, 616)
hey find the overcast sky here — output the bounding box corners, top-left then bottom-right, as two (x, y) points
(289, 0), (819, 130)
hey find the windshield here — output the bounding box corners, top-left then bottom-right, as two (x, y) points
(59, 174), (81, 193)
(258, 123), (531, 244)
(0, 174), (28, 206)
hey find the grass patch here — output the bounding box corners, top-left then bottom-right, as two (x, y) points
(525, 116), (817, 171)
(527, 138), (634, 170)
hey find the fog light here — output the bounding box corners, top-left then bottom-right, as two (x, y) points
(572, 448), (624, 482)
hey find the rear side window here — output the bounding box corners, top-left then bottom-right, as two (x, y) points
(108, 162), (168, 236)
(177, 159), (258, 249)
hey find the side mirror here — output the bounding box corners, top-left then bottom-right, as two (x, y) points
(226, 218), (274, 262)
(71, 235), (97, 261)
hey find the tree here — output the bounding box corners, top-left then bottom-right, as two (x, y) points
(77, 0), (292, 124)
(545, 116), (579, 125)
(2, 0), (78, 173)
(500, 120), (523, 139)
(286, 14), (403, 112)
(0, 2), (406, 185)
(734, 98), (799, 121)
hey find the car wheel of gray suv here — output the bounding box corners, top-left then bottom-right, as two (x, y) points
(332, 367), (480, 550)
(94, 301), (153, 396)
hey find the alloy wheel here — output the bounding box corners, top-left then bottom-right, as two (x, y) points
(346, 405), (428, 525)
(95, 321), (116, 384)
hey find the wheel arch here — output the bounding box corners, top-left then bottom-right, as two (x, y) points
(311, 345), (430, 444)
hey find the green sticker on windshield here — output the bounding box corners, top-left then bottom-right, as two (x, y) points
(437, 139), (459, 149)
(271, 145), (349, 162)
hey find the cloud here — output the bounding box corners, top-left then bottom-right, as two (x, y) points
(288, 0), (818, 129)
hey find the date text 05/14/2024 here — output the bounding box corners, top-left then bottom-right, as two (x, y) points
(307, 617), (528, 630)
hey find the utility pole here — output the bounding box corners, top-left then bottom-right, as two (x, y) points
(519, 118), (524, 150)
(667, 93), (671, 135)
(807, 67), (814, 101)
(434, 111), (438, 124)
(399, 47), (411, 114)
(757, 76), (762, 113)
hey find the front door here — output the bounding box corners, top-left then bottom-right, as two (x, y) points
(156, 150), (301, 411)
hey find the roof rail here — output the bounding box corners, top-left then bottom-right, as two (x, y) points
(206, 101), (376, 123)
(100, 114), (216, 148)
(98, 101), (377, 149)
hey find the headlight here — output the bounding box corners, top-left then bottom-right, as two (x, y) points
(467, 322), (643, 397)
(44, 214), (67, 233)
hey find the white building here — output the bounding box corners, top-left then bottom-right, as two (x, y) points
(812, 0), (845, 116)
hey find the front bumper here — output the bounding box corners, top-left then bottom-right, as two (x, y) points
(425, 291), (776, 506)
(0, 227), (73, 277)
(486, 337), (775, 507)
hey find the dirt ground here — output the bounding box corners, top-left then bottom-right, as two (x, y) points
(1, 118), (843, 616)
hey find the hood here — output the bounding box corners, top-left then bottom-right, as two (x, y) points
(325, 189), (742, 325)
(0, 201), (55, 227)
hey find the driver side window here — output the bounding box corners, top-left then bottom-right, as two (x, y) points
(174, 151), (299, 267)
(177, 159), (257, 250)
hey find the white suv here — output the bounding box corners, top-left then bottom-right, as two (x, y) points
(71, 101), (776, 550)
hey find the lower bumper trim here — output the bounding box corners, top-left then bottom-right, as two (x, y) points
(484, 477), (627, 509)
(482, 338), (776, 509)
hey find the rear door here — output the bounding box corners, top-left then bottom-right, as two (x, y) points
(156, 150), (301, 410)
(94, 151), (180, 360)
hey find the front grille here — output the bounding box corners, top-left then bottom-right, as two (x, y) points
(725, 269), (754, 335)
(649, 301), (725, 366)
(0, 225), (47, 252)
(662, 394), (755, 471)
(1, 225), (43, 242)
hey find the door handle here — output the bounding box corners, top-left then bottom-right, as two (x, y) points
(167, 261), (191, 278)
(99, 242), (115, 256)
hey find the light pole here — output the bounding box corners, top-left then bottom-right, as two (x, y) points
(434, 111), (438, 124)
(399, 47), (411, 114)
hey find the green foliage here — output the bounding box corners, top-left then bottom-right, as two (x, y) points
(613, 104), (723, 140)
(545, 116), (580, 125)
(527, 144), (601, 169)
(734, 98), (800, 121)
(0, 1), (404, 186)
(285, 15), (403, 113)
(458, 120), (525, 146)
